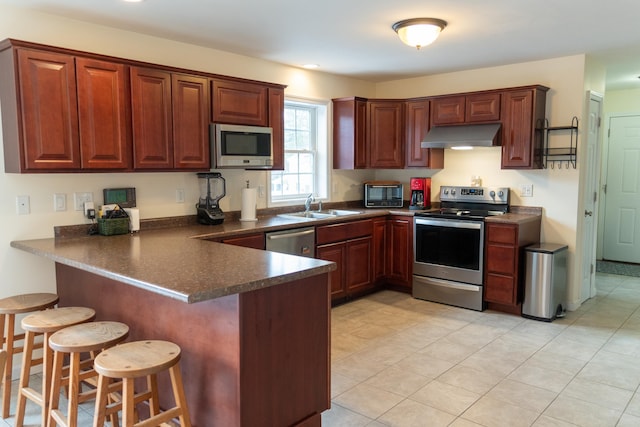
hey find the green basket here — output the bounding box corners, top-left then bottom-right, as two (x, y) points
(97, 218), (130, 236)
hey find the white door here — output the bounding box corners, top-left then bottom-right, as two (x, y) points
(603, 115), (640, 263)
(581, 93), (601, 302)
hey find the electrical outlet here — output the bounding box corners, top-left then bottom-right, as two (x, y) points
(54, 193), (66, 212)
(176, 189), (185, 203)
(520, 184), (533, 197)
(16, 195), (30, 215)
(74, 192), (93, 211)
(257, 185), (265, 198)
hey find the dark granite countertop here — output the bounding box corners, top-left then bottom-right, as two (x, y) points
(11, 226), (335, 304)
(11, 205), (541, 304)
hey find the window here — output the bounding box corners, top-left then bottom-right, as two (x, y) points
(269, 99), (328, 206)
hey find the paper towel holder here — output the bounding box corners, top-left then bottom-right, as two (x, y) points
(240, 180), (258, 222)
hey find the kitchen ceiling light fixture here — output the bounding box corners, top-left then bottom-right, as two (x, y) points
(392, 18), (447, 50)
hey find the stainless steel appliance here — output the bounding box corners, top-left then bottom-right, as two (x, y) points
(266, 227), (315, 258)
(364, 181), (403, 208)
(196, 172), (226, 225)
(413, 186), (509, 311)
(212, 123), (273, 169)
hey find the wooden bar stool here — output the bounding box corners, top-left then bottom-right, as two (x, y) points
(92, 340), (191, 427)
(0, 292), (58, 419)
(14, 306), (95, 427)
(48, 321), (129, 427)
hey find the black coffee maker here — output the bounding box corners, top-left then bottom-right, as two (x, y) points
(196, 172), (226, 225)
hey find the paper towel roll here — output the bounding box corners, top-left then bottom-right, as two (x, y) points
(240, 187), (257, 221)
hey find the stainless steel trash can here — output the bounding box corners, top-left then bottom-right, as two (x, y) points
(522, 243), (568, 321)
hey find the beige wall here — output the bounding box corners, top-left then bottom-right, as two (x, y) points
(0, 5), (600, 312)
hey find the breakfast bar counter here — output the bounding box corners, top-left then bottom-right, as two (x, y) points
(11, 227), (335, 427)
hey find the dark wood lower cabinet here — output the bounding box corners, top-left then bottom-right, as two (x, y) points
(484, 219), (541, 314)
(386, 215), (413, 290)
(221, 232), (265, 250)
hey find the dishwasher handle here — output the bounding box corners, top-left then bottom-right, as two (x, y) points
(267, 229), (315, 240)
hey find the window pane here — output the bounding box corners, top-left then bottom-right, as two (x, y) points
(296, 130), (311, 150)
(284, 130), (297, 150)
(282, 175), (299, 195)
(296, 110), (310, 131)
(285, 153), (299, 173)
(284, 109), (296, 129)
(299, 152), (314, 172)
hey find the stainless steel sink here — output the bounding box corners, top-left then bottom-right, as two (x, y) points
(277, 209), (361, 221)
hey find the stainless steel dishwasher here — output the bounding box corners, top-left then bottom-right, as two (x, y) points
(265, 227), (315, 258)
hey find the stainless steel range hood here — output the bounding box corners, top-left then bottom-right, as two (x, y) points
(421, 123), (501, 149)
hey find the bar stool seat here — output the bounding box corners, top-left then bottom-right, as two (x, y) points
(93, 340), (191, 427)
(15, 306), (95, 427)
(0, 292), (58, 419)
(48, 321), (129, 427)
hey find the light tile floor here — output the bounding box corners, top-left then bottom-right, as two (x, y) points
(2, 273), (637, 426)
(324, 273), (640, 427)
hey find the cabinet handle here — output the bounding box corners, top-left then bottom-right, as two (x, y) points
(584, 210), (593, 217)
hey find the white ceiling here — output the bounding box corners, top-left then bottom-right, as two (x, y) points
(4, 0), (640, 90)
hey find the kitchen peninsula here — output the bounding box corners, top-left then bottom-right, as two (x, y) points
(11, 225), (336, 427)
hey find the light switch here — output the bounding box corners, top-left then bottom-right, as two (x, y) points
(16, 195), (30, 215)
(54, 193), (66, 211)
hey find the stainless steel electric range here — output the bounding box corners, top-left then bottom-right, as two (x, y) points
(413, 186), (510, 311)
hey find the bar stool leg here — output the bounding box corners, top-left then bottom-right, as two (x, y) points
(122, 378), (135, 426)
(48, 348), (65, 427)
(1, 313), (16, 420)
(41, 331), (54, 427)
(169, 364), (192, 427)
(14, 330), (35, 427)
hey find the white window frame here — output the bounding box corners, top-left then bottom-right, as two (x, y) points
(268, 97), (329, 207)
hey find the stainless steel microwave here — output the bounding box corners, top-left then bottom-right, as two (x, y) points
(364, 181), (404, 208)
(211, 123), (273, 169)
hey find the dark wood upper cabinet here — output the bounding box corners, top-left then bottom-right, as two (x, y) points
(405, 99), (443, 169)
(130, 67), (173, 169)
(367, 100), (405, 168)
(332, 97), (367, 169)
(501, 86), (548, 169)
(466, 92), (501, 122)
(212, 79), (268, 126)
(267, 87), (285, 170)
(171, 73), (210, 170)
(14, 48), (81, 171)
(430, 95), (465, 125)
(76, 57), (131, 170)
(0, 39), (286, 173)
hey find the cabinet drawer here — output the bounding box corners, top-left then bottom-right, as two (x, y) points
(485, 273), (516, 304)
(486, 224), (517, 245)
(486, 244), (516, 274)
(316, 219), (373, 245)
(222, 233), (265, 250)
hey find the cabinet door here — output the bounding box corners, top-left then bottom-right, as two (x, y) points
(212, 79), (268, 126)
(76, 57), (131, 170)
(222, 233), (265, 250)
(17, 49), (80, 170)
(430, 96), (465, 125)
(387, 216), (413, 288)
(466, 93), (501, 122)
(368, 100), (404, 168)
(268, 87), (285, 170)
(372, 218), (387, 282)
(131, 67), (173, 169)
(317, 242), (346, 300)
(172, 73), (210, 170)
(501, 88), (545, 169)
(405, 99), (443, 169)
(345, 236), (373, 293)
(332, 97), (367, 169)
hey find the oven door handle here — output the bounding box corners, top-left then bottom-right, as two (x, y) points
(414, 217), (483, 230)
(414, 276), (481, 292)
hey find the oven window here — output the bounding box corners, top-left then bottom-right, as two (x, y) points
(415, 223), (481, 270)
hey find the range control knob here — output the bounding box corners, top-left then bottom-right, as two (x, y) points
(443, 189), (449, 195)
(489, 190), (496, 198)
(498, 190), (504, 198)
(451, 189), (456, 195)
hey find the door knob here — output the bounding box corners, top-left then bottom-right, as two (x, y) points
(585, 210), (593, 216)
